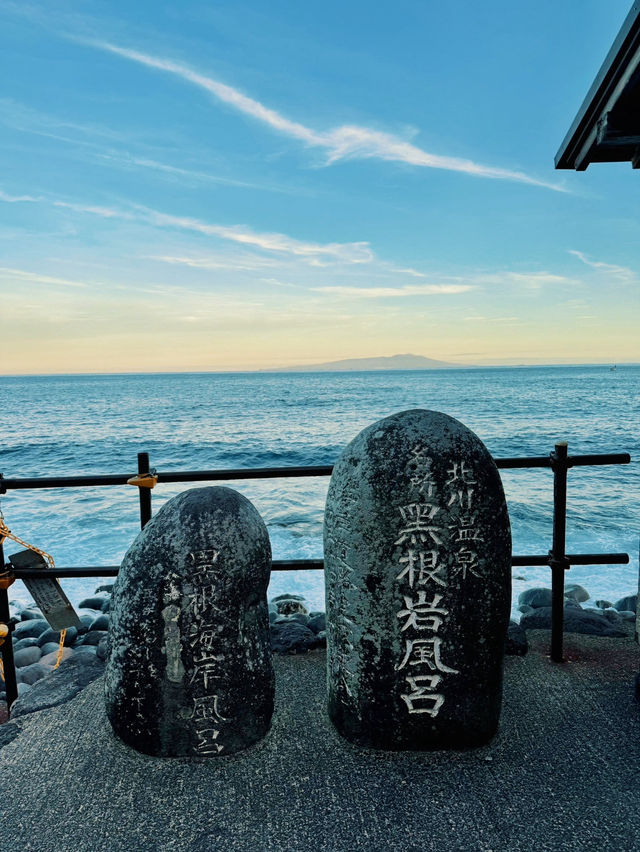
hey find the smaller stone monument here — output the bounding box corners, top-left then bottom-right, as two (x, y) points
(105, 486), (274, 757)
(324, 409), (511, 750)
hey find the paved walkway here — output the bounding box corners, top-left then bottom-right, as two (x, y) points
(1, 631), (639, 852)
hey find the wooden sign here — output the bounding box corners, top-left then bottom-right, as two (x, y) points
(8, 550), (81, 632)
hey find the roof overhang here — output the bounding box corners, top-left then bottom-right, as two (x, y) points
(555, 2), (640, 170)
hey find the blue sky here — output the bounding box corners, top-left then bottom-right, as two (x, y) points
(0, 0), (638, 373)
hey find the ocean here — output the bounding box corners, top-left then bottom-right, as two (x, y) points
(0, 366), (637, 621)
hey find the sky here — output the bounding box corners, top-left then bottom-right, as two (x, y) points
(0, 0), (638, 374)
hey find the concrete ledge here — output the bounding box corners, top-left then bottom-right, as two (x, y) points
(1, 632), (639, 852)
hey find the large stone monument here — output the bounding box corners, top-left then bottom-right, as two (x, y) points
(105, 486), (274, 757)
(324, 409), (511, 749)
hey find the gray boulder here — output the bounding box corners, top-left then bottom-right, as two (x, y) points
(11, 655), (105, 719)
(13, 637), (40, 652)
(505, 621), (528, 656)
(13, 646), (42, 668)
(614, 594), (637, 614)
(564, 584), (590, 603)
(520, 606), (627, 637)
(270, 621), (320, 654)
(518, 588), (553, 609)
(13, 619), (49, 640)
(37, 626), (78, 648)
(272, 596), (308, 615)
(16, 662), (51, 686)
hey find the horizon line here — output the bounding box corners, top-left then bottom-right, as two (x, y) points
(1, 362), (636, 379)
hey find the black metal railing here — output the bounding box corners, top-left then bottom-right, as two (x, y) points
(0, 442), (632, 711)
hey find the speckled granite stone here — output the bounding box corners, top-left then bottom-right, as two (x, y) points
(104, 486), (274, 758)
(324, 409), (511, 750)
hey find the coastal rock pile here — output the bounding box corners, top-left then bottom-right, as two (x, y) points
(0, 587), (328, 720)
(517, 585), (635, 636)
(3, 583), (635, 722)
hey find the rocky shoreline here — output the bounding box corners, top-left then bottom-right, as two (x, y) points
(1, 582), (636, 727)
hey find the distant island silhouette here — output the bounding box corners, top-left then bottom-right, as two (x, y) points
(267, 354), (467, 372)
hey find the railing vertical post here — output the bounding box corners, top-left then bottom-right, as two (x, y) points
(550, 441), (569, 662)
(137, 452), (152, 529)
(0, 540), (19, 711)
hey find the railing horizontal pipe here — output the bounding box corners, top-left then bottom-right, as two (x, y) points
(565, 453), (631, 467)
(4, 552), (629, 579)
(0, 465), (335, 491)
(0, 452), (630, 492)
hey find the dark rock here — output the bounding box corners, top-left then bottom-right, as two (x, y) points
(617, 610), (636, 622)
(517, 604), (535, 616)
(16, 662), (51, 686)
(518, 588), (553, 609)
(563, 599), (582, 610)
(268, 610), (277, 623)
(37, 626), (78, 648)
(100, 597), (111, 613)
(40, 648), (73, 667)
(90, 613), (110, 631)
(19, 608), (43, 621)
(40, 642), (61, 656)
(324, 409), (511, 750)
(13, 637), (40, 652)
(564, 584), (590, 603)
(272, 597), (308, 615)
(520, 606), (627, 637)
(77, 612), (99, 631)
(17, 683), (32, 696)
(270, 621), (320, 654)
(96, 637), (109, 661)
(595, 599), (613, 610)
(0, 722), (21, 751)
(95, 584), (114, 594)
(80, 629), (108, 646)
(13, 619), (49, 640)
(316, 630), (327, 647)
(614, 594), (637, 614)
(74, 645), (98, 657)
(8, 600), (22, 616)
(78, 594), (110, 610)
(308, 613), (326, 634)
(505, 621), (528, 656)
(105, 486), (274, 758)
(271, 593), (305, 602)
(286, 612), (310, 626)
(602, 608), (622, 624)
(13, 646), (42, 668)
(11, 655), (106, 719)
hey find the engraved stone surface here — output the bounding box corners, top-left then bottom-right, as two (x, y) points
(105, 486), (274, 757)
(324, 409), (511, 750)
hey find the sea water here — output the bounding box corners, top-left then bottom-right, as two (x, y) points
(0, 366), (637, 621)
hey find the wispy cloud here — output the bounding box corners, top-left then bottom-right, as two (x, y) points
(569, 250), (636, 283)
(52, 199), (133, 219)
(0, 189), (41, 203)
(85, 40), (566, 192)
(0, 187), (372, 265)
(471, 270), (576, 290)
(148, 254), (279, 272)
(0, 267), (88, 287)
(96, 153), (268, 191)
(140, 207), (373, 263)
(311, 284), (474, 298)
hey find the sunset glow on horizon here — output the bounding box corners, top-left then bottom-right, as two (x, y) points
(1, 1), (638, 375)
